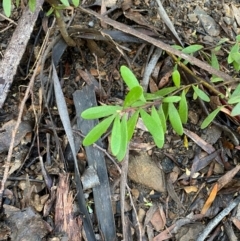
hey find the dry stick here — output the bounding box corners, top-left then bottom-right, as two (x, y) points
(79, 7), (236, 83)
(120, 146), (129, 241)
(0, 51), (46, 207)
(46, 0), (76, 46)
(196, 194), (240, 241)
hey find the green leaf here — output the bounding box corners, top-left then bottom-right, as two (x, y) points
(233, 61), (240, 71)
(163, 96), (181, 103)
(231, 102), (240, 116)
(236, 35), (240, 42)
(131, 100), (147, 107)
(158, 104), (166, 133)
(120, 66), (146, 102)
(210, 76), (223, 83)
(211, 52), (219, 70)
(231, 84), (240, 98)
(201, 107), (222, 129)
(81, 105), (122, 119)
(144, 87), (177, 100)
(168, 102), (183, 135)
(3, 0), (11, 17)
(192, 85), (210, 102)
(228, 43), (239, 64)
(16, 0), (20, 7)
(120, 65), (140, 89)
(83, 115), (115, 146)
(46, 7), (54, 16)
(231, 52), (240, 64)
(59, 0), (70, 6)
(172, 45), (183, 51)
(172, 69), (181, 88)
(72, 0), (80, 7)
(116, 114), (128, 161)
(29, 0), (36, 12)
(140, 109), (164, 148)
(127, 110), (139, 141)
(178, 90), (188, 124)
(182, 45), (203, 54)
(111, 114), (121, 156)
(193, 91), (198, 100)
(124, 86), (143, 107)
(228, 95), (240, 104)
(151, 106), (165, 146)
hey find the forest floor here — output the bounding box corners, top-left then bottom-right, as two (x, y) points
(1, 0), (240, 240)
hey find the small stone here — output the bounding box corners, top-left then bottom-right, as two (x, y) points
(188, 14), (198, 23)
(223, 16), (234, 25)
(161, 156), (174, 173)
(203, 35), (214, 43)
(128, 152), (166, 193)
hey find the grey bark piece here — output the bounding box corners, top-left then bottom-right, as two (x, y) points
(0, 1), (44, 108)
(73, 86), (116, 241)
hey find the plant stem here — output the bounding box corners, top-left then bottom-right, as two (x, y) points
(46, 0), (76, 46)
(169, 52), (226, 99)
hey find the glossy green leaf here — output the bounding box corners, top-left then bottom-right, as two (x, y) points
(178, 91), (188, 124)
(124, 86), (143, 107)
(182, 45), (203, 54)
(231, 102), (240, 116)
(163, 96), (181, 103)
(111, 114), (121, 156)
(158, 104), (166, 133)
(3, 0), (11, 17)
(116, 114), (128, 161)
(140, 109), (164, 148)
(29, 0), (36, 12)
(172, 69), (181, 88)
(83, 115), (115, 146)
(120, 65), (140, 89)
(228, 95), (240, 104)
(127, 110), (139, 141)
(168, 102), (183, 135)
(60, 0), (70, 6)
(81, 105), (122, 119)
(192, 85), (210, 102)
(72, 0), (80, 7)
(201, 107), (222, 129)
(144, 87), (177, 100)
